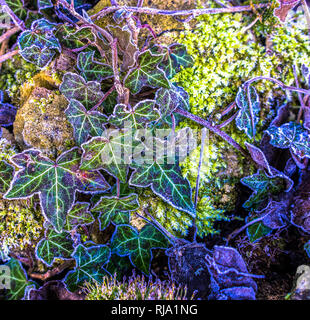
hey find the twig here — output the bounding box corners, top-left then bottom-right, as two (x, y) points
(175, 107), (248, 157)
(0, 49), (19, 64)
(244, 76), (310, 96)
(218, 112), (238, 128)
(90, 3), (270, 21)
(90, 84), (116, 111)
(0, 26), (20, 44)
(30, 260), (73, 281)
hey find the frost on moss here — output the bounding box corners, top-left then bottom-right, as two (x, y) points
(83, 273), (193, 300)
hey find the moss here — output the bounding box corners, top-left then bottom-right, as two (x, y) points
(83, 273), (194, 300)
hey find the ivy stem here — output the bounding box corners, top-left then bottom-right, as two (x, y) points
(244, 76), (310, 96)
(90, 3), (269, 21)
(0, 26), (20, 44)
(0, 0), (26, 31)
(218, 112), (238, 128)
(0, 49), (19, 64)
(90, 84), (115, 112)
(116, 178), (120, 198)
(174, 107), (248, 157)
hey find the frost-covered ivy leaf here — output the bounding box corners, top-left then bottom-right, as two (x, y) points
(155, 84), (189, 121)
(124, 50), (170, 94)
(246, 201), (287, 242)
(77, 51), (113, 82)
(36, 229), (74, 266)
(65, 99), (107, 145)
(64, 202), (94, 232)
(111, 224), (169, 275)
(56, 25), (96, 49)
(159, 44), (194, 79)
(266, 122), (310, 159)
(81, 129), (134, 183)
(3, 259), (36, 300)
(38, 0), (53, 11)
(18, 19), (61, 51)
(129, 139), (195, 216)
(0, 91), (17, 134)
(235, 86), (260, 139)
(109, 100), (160, 129)
(60, 73), (104, 109)
(305, 241), (310, 258)
(241, 170), (289, 209)
(0, 160), (14, 194)
(6, 0), (27, 20)
(64, 244), (111, 292)
(4, 148), (110, 232)
(92, 194), (139, 230)
(20, 45), (55, 69)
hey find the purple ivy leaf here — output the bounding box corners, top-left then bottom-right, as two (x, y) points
(20, 45), (55, 69)
(64, 202), (94, 232)
(4, 147), (110, 232)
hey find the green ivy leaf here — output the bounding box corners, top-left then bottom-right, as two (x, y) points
(241, 170), (288, 209)
(124, 50), (170, 94)
(38, 0), (53, 11)
(64, 244), (111, 292)
(64, 202), (94, 232)
(6, 0), (27, 20)
(159, 44), (194, 79)
(0, 160), (14, 194)
(81, 129), (134, 183)
(111, 224), (169, 275)
(109, 100), (160, 129)
(266, 122), (310, 159)
(4, 148), (110, 232)
(77, 51), (113, 82)
(20, 45), (55, 69)
(92, 194), (139, 230)
(56, 25), (96, 49)
(3, 259), (36, 300)
(105, 254), (133, 280)
(65, 99), (107, 145)
(35, 229), (74, 266)
(246, 216), (272, 243)
(235, 86), (260, 139)
(60, 73), (104, 110)
(129, 138), (195, 216)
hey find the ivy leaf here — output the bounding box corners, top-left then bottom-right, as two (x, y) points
(80, 129), (133, 183)
(64, 202), (94, 232)
(241, 170), (289, 209)
(35, 229), (74, 266)
(105, 254), (133, 280)
(18, 19), (61, 51)
(0, 91), (17, 137)
(4, 147), (110, 232)
(109, 100), (160, 129)
(60, 73), (104, 110)
(20, 45), (55, 69)
(92, 194), (139, 230)
(77, 51), (113, 82)
(65, 99), (107, 145)
(124, 50), (170, 94)
(129, 138), (195, 216)
(246, 216), (273, 243)
(3, 259), (36, 300)
(235, 86), (260, 139)
(111, 224), (169, 275)
(6, 0), (27, 20)
(0, 160), (14, 194)
(159, 44), (194, 79)
(38, 0), (53, 11)
(266, 122), (310, 159)
(56, 25), (96, 49)
(64, 244), (111, 292)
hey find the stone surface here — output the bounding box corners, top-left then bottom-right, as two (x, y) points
(290, 265), (310, 300)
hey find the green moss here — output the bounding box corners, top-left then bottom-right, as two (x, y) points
(83, 273), (194, 300)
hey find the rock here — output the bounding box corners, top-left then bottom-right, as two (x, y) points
(13, 86), (75, 158)
(290, 265), (310, 300)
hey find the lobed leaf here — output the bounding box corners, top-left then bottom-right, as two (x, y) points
(6, 0), (27, 20)
(60, 73), (104, 109)
(4, 148), (110, 232)
(36, 229), (74, 266)
(64, 202), (94, 232)
(65, 99), (107, 145)
(266, 122), (310, 159)
(92, 193), (139, 230)
(64, 244), (111, 292)
(111, 224), (169, 275)
(20, 45), (55, 69)
(77, 51), (113, 82)
(124, 50), (170, 94)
